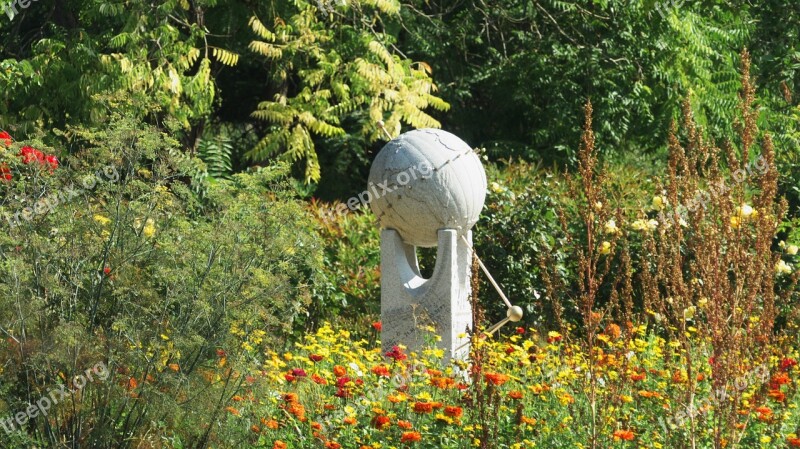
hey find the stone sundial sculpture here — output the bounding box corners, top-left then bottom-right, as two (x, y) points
(369, 128), (522, 361)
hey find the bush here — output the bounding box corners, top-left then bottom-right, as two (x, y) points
(0, 114), (323, 447)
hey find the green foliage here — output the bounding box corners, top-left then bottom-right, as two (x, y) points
(246, 1), (448, 183)
(0, 114), (323, 447)
(307, 200), (381, 333)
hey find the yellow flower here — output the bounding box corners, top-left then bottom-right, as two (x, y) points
(631, 219), (658, 232)
(652, 195), (668, 210)
(730, 215), (741, 229)
(490, 182), (504, 193)
(93, 214), (111, 226)
(143, 218), (156, 237)
(599, 241), (611, 255)
(788, 244), (799, 255)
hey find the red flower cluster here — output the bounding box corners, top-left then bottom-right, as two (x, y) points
(781, 358), (797, 371)
(0, 131), (11, 146)
(385, 345), (407, 361)
(19, 146), (58, 170)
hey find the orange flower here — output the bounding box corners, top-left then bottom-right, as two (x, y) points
(312, 374), (328, 385)
(232, 395), (244, 402)
(309, 354), (324, 362)
(344, 416), (357, 425)
(768, 389), (786, 402)
(283, 393), (299, 403)
(397, 420), (413, 429)
(771, 372), (791, 387)
(311, 422), (322, 430)
(251, 425), (261, 433)
(273, 441), (287, 449)
(413, 402), (434, 414)
(788, 437), (800, 447)
(372, 365), (391, 377)
(756, 406), (772, 421)
(520, 416), (537, 425)
(225, 406), (240, 416)
(168, 363), (180, 372)
(484, 372), (509, 386)
(325, 442), (341, 449)
(613, 430), (635, 441)
(400, 431), (422, 443)
(430, 377), (455, 389)
(605, 323), (622, 339)
(444, 406), (463, 418)
(288, 402), (306, 421)
(333, 365), (347, 377)
(630, 372), (646, 382)
(508, 390), (523, 400)
(262, 418), (279, 430)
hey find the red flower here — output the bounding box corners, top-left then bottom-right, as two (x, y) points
(781, 358), (797, 371)
(788, 437), (800, 447)
(0, 131), (11, 146)
(309, 354), (324, 362)
(292, 368), (307, 377)
(443, 406), (463, 418)
(0, 164), (11, 182)
(371, 415), (390, 429)
(372, 321), (382, 332)
(103, 266), (111, 276)
(385, 345), (407, 361)
(516, 326), (525, 335)
(45, 154), (58, 170)
(19, 146), (37, 164)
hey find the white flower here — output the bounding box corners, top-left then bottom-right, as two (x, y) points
(787, 245), (799, 256)
(776, 259), (792, 275)
(737, 204), (756, 218)
(632, 218), (659, 232)
(604, 219), (620, 234)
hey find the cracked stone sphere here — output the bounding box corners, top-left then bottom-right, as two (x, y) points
(368, 128), (487, 248)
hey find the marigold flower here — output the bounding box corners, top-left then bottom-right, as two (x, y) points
(768, 389), (786, 402)
(413, 402), (434, 414)
(520, 416), (537, 425)
(325, 442), (341, 449)
(372, 365), (391, 377)
(250, 425), (261, 433)
(385, 345), (408, 361)
(444, 406), (463, 418)
(311, 422), (322, 430)
(312, 374), (327, 385)
(400, 431), (422, 443)
(344, 416), (357, 425)
(272, 441), (287, 449)
(372, 321), (382, 331)
(788, 437), (800, 447)
(771, 372), (791, 387)
(605, 323), (621, 340)
(292, 368), (307, 377)
(430, 376), (455, 389)
(546, 331), (562, 344)
(484, 372), (509, 386)
(333, 365), (347, 377)
(781, 358), (798, 371)
(612, 430), (635, 441)
(508, 390), (523, 400)
(309, 354), (324, 362)
(225, 406), (240, 416)
(630, 372), (646, 382)
(397, 420), (413, 429)
(262, 419), (279, 429)
(372, 415), (390, 429)
(283, 393), (299, 403)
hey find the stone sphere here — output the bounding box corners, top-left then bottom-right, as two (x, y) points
(368, 128), (487, 247)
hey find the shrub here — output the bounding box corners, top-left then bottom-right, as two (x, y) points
(0, 114), (323, 447)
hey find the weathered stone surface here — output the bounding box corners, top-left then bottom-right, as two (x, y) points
(380, 229), (473, 361)
(368, 129), (486, 248)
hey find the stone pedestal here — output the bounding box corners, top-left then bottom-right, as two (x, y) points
(380, 228), (473, 360)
